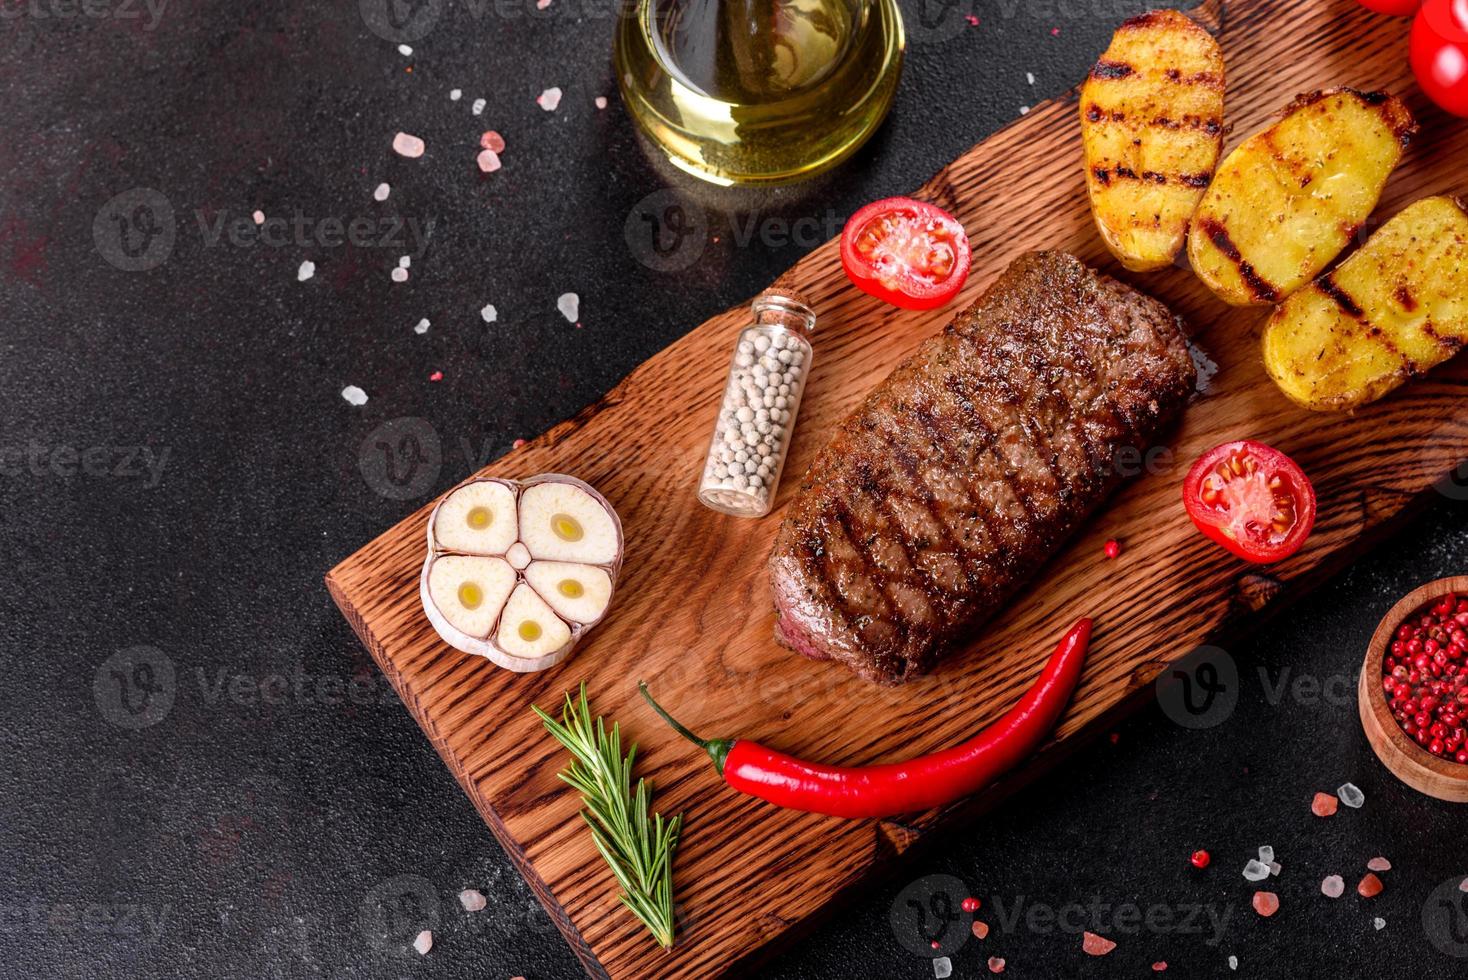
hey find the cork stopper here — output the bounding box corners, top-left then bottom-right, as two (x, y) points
(752, 285), (815, 336)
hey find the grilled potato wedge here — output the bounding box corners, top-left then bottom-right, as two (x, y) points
(1081, 9), (1225, 272)
(1188, 88), (1416, 306)
(1262, 196), (1468, 412)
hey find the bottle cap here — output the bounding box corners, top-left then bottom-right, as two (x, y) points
(752, 286), (815, 334)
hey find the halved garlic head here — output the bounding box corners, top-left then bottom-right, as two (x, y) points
(525, 561), (612, 624)
(420, 473), (622, 672)
(519, 482), (618, 564)
(433, 480), (518, 555)
(497, 583), (571, 660)
(426, 555), (516, 639)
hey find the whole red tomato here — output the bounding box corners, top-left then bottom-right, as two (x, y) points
(1413, 0), (1468, 116)
(1358, 0), (1421, 14)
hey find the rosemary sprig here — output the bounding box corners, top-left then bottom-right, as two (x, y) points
(533, 683), (682, 948)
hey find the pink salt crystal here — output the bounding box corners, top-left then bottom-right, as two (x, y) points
(481, 130), (506, 153)
(252, 210), (265, 224)
(1321, 875), (1345, 898)
(1460, 878), (1468, 893)
(477, 149), (502, 173)
(429, 370), (443, 382)
(412, 929), (432, 954)
(987, 958), (1005, 974)
(595, 96), (607, 109)
(1367, 857), (1391, 872)
(971, 921), (989, 939)
(392, 132), (426, 158)
(536, 0), (550, 7)
(1252, 891), (1279, 917)
(512, 438), (527, 449)
(537, 87), (562, 112)
(1153, 964), (1168, 973)
(1082, 932), (1116, 956)
(1311, 792), (1338, 817)
(1357, 873), (1383, 898)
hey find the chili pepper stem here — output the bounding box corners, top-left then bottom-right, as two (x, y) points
(638, 681), (734, 776)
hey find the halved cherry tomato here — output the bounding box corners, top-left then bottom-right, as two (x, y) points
(1412, 0), (1468, 117)
(839, 197), (971, 310)
(1183, 440), (1316, 564)
(1357, 0), (1422, 15)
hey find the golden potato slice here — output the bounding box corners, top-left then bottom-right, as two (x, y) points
(1262, 196), (1468, 412)
(1080, 9), (1225, 272)
(1188, 88), (1415, 306)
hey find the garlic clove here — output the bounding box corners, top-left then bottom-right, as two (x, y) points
(432, 480), (518, 555)
(525, 561), (613, 625)
(426, 555), (516, 639)
(496, 583), (571, 660)
(518, 480), (618, 564)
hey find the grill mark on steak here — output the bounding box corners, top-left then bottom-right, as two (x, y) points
(769, 251), (1195, 684)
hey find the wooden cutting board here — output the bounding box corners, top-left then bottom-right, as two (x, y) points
(326, 1), (1468, 975)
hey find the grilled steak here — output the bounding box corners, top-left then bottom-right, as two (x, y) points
(769, 251), (1196, 684)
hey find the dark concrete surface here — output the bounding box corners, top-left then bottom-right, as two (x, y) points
(2, 0), (1466, 977)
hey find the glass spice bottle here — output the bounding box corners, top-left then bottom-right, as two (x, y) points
(697, 289), (815, 517)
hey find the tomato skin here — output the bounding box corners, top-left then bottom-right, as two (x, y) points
(1182, 440), (1317, 564)
(1412, 0), (1468, 117)
(1357, 0), (1422, 15)
(839, 197), (972, 311)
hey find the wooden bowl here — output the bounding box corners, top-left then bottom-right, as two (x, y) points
(1359, 576), (1468, 803)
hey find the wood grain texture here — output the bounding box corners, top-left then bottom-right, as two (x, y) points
(1359, 576), (1468, 803)
(326, 2), (1468, 976)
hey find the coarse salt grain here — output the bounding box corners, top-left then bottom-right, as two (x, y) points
(391, 267), (408, 283)
(481, 130), (506, 153)
(1242, 859), (1270, 882)
(477, 149), (502, 173)
(595, 96), (607, 109)
(1367, 857), (1391, 872)
(472, 98), (486, 115)
(1027, 72), (1035, 85)
(398, 44), (412, 56)
(1258, 845), (1274, 864)
(414, 318), (430, 334)
(557, 292), (579, 322)
(413, 929), (432, 954)
(537, 87), (563, 111)
(1321, 875), (1345, 898)
(341, 385), (367, 406)
(1252, 891), (1279, 917)
(933, 956), (952, 979)
(450, 88), (462, 101)
(373, 182), (390, 201)
(398, 255), (410, 268)
(458, 889), (486, 911)
(297, 260), (315, 281)
(480, 303), (497, 323)
(1338, 782), (1364, 808)
(393, 132), (426, 158)
(987, 957), (1005, 974)
(252, 210), (265, 224)
(1373, 917), (1386, 930)
(1311, 792), (1338, 817)
(1019, 106), (1030, 115)
(1082, 932), (1116, 956)
(1461, 878), (1468, 893)
(1228, 955), (1238, 970)
(1269, 861), (1282, 876)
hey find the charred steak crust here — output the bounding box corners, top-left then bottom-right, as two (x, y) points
(768, 251), (1196, 685)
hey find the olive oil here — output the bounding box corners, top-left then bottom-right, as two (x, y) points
(615, 0), (904, 186)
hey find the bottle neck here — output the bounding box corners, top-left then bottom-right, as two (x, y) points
(752, 292), (815, 337)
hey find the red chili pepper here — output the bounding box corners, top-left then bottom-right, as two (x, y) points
(639, 618), (1091, 819)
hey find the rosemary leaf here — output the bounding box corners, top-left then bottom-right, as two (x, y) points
(533, 683), (682, 948)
